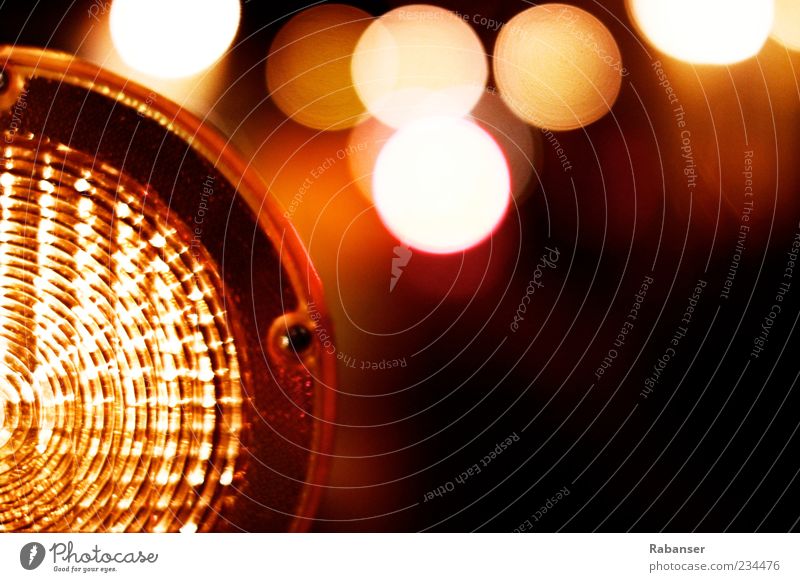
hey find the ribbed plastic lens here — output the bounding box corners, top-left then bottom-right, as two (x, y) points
(0, 137), (241, 532)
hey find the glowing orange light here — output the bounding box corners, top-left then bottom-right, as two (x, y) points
(627, 0), (773, 64)
(494, 3), (623, 131)
(110, 0), (241, 78)
(267, 4), (372, 130)
(0, 142), (241, 531)
(372, 116), (510, 254)
(351, 4), (488, 128)
(772, 0), (800, 52)
(1, 46), (337, 533)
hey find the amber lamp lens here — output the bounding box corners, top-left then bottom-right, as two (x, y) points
(0, 48), (335, 532)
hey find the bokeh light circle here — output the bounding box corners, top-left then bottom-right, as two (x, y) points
(772, 0), (800, 52)
(373, 116), (510, 254)
(351, 4), (488, 128)
(493, 3), (623, 131)
(627, 0), (774, 65)
(110, 0), (241, 78)
(267, 4), (372, 130)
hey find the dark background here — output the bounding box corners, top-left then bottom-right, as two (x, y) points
(2, 0), (800, 532)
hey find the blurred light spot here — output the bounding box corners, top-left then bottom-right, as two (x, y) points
(627, 0), (773, 64)
(110, 0), (241, 78)
(471, 91), (542, 203)
(267, 4), (372, 130)
(494, 4), (623, 131)
(352, 5), (488, 128)
(373, 116), (510, 254)
(74, 178), (91, 192)
(772, 0), (800, 52)
(220, 467), (234, 486)
(149, 233), (167, 248)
